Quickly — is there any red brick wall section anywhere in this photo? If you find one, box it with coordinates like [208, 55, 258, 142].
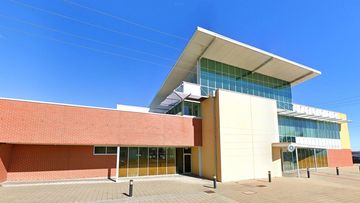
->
[327, 149, 353, 167]
[0, 144, 13, 182]
[0, 99, 202, 146]
[6, 145, 116, 182]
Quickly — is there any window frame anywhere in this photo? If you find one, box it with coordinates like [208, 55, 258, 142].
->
[93, 146, 118, 155]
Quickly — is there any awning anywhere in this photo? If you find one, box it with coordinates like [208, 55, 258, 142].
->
[151, 82, 206, 113]
[278, 109, 349, 123]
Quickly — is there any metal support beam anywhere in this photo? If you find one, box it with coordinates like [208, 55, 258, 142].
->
[251, 57, 273, 73]
[199, 37, 216, 59]
[290, 71, 314, 85]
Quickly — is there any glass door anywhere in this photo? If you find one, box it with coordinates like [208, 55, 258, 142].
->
[183, 148, 191, 174]
[282, 150, 297, 173]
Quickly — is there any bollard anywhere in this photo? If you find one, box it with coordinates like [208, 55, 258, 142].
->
[268, 171, 271, 183]
[307, 168, 310, 178]
[213, 176, 217, 189]
[336, 167, 339, 176]
[129, 180, 133, 197]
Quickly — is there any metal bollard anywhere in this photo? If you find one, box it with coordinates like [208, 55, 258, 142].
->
[268, 171, 271, 183]
[213, 176, 217, 189]
[336, 167, 339, 176]
[307, 168, 310, 178]
[129, 180, 133, 197]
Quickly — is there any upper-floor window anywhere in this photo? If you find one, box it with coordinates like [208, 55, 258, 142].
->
[166, 101, 201, 117]
[199, 58, 293, 110]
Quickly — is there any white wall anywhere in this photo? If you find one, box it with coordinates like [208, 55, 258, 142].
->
[217, 89, 280, 182]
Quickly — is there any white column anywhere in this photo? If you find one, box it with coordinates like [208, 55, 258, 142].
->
[115, 146, 120, 182]
[198, 146, 202, 177]
[295, 147, 300, 178]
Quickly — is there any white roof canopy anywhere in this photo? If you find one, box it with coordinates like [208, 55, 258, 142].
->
[150, 27, 321, 110]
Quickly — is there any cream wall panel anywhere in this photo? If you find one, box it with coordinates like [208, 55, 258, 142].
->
[217, 90, 281, 182]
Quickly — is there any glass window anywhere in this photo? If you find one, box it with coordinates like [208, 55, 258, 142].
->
[167, 148, 176, 174]
[94, 146, 117, 155]
[148, 148, 157, 175]
[128, 147, 139, 176]
[106, 147, 117, 154]
[158, 148, 166, 175]
[199, 58, 293, 110]
[184, 148, 191, 154]
[278, 116, 341, 141]
[94, 146, 106, 154]
[138, 148, 148, 176]
[119, 147, 128, 177]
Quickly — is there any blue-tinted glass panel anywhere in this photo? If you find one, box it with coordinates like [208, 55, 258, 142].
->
[278, 116, 340, 142]
[199, 58, 293, 110]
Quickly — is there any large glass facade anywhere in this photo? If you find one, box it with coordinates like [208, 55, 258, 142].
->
[298, 148, 328, 169]
[199, 58, 293, 110]
[282, 148, 328, 172]
[278, 116, 340, 142]
[118, 147, 177, 177]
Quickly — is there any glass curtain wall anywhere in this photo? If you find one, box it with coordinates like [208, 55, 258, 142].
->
[278, 116, 341, 142]
[282, 148, 328, 172]
[199, 58, 293, 110]
[118, 147, 177, 177]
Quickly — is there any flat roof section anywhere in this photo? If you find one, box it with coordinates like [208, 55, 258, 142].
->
[150, 27, 321, 110]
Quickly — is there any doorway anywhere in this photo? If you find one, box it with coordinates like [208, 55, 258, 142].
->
[176, 148, 192, 174]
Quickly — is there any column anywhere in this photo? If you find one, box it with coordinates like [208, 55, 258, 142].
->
[198, 146, 202, 177]
[295, 147, 300, 178]
[115, 146, 120, 182]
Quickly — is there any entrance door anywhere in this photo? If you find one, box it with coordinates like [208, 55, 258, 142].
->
[281, 149, 297, 174]
[184, 154, 191, 173]
[183, 148, 191, 174]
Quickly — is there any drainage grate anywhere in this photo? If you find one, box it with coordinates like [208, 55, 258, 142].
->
[256, 185, 267, 187]
[204, 190, 215, 194]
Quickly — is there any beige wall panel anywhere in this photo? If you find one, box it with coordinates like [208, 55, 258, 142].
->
[217, 90, 281, 182]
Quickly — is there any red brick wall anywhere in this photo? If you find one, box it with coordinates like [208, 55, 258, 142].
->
[0, 99, 202, 146]
[0, 144, 13, 182]
[327, 149, 353, 167]
[6, 145, 116, 182]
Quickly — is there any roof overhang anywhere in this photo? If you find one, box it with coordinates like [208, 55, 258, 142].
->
[150, 27, 321, 110]
[278, 109, 349, 123]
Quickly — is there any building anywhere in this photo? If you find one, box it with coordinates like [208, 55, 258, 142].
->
[0, 27, 353, 183]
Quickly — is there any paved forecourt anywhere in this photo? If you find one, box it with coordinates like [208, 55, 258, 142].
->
[1, 165, 360, 203]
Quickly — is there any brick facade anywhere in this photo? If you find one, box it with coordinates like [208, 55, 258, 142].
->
[5, 144, 116, 182]
[0, 144, 13, 182]
[327, 149, 353, 167]
[0, 99, 202, 147]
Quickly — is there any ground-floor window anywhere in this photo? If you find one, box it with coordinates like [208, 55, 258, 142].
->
[118, 147, 179, 177]
[93, 146, 117, 155]
[282, 148, 328, 172]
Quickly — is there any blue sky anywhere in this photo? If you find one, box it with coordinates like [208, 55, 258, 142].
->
[1, 0, 360, 150]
